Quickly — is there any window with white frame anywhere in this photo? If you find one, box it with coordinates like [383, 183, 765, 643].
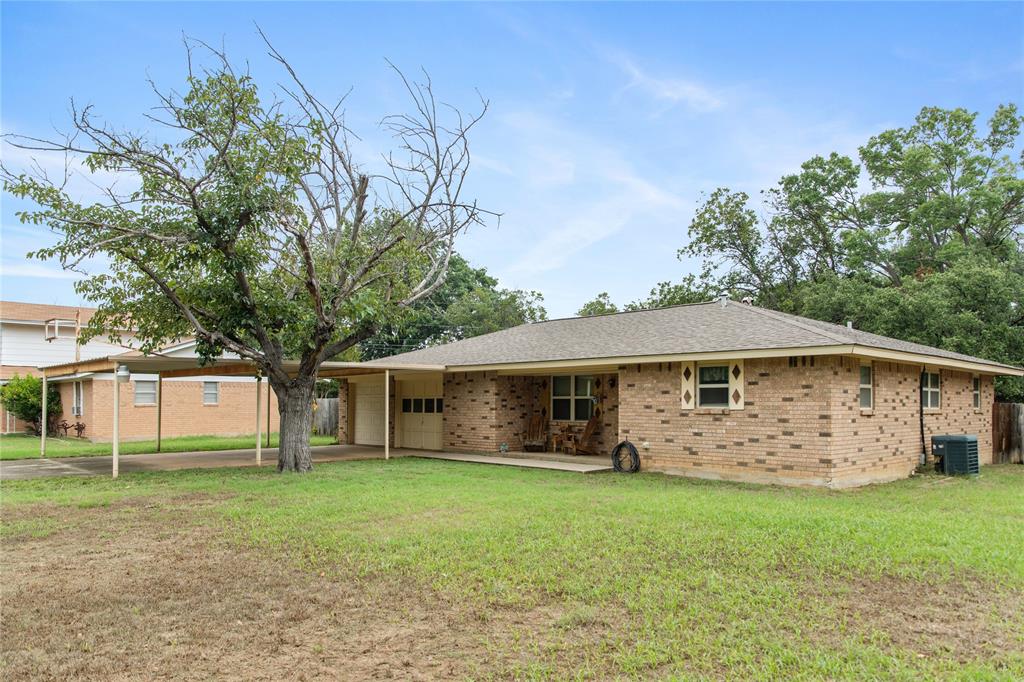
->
[203, 381, 219, 405]
[697, 365, 730, 407]
[859, 364, 873, 409]
[72, 381, 84, 416]
[921, 371, 940, 409]
[973, 376, 981, 409]
[551, 375, 595, 421]
[134, 380, 157, 406]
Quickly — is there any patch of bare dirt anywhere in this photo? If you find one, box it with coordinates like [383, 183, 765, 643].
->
[0, 497, 623, 681]
[822, 573, 1024, 662]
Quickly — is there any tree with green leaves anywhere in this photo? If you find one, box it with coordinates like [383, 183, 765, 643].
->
[359, 253, 545, 358]
[2, 36, 492, 471]
[684, 104, 1024, 398]
[0, 375, 62, 436]
[577, 292, 618, 317]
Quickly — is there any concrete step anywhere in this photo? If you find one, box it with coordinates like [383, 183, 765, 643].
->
[412, 451, 613, 473]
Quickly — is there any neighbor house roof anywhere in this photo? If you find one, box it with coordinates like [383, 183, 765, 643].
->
[365, 300, 1023, 375]
[0, 301, 97, 325]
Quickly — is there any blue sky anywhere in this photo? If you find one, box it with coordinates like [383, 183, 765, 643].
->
[2, 2, 1022, 317]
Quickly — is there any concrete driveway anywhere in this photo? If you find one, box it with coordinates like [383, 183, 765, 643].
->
[0, 444, 393, 481]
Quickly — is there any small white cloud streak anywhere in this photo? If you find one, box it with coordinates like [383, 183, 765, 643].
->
[611, 54, 723, 113]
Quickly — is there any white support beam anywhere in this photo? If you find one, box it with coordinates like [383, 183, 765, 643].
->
[266, 382, 271, 448]
[384, 369, 390, 460]
[155, 374, 163, 452]
[255, 376, 263, 467]
[112, 364, 121, 479]
[40, 375, 48, 458]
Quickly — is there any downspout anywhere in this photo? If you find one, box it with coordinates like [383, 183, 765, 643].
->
[919, 368, 927, 467]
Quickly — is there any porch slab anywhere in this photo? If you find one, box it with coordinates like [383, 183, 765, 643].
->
[412, 451, 613, 473]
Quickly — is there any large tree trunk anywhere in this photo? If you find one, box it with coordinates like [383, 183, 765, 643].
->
[274, 378, 316, 472]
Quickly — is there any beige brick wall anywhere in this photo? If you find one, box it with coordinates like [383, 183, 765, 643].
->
[443, 371, 502, 451]
[69, 378, 279, 442]
[619, 358, 835, 486]
[441, 372, 620, 453]
[828, 359, 993, 486]
[336, 379, 350, 445]
[618, 357, 993, 487]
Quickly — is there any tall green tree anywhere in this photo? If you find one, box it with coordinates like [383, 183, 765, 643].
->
[684, 104, 1024, 398]
[2, 37, 492, 471]
[359, 253, 545, 358]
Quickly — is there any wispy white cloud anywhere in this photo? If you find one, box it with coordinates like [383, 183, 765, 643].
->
[610, 53, 723, 113]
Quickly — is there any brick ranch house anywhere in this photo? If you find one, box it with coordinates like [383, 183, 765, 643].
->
[1, 301, 279, 441]
[337, 299, 1022, 488]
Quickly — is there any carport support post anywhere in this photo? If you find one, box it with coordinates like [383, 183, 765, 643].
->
[112, 364, 120, 479]
[266, 382, 271, 448]
[40, 375, 47, 458]
[255, 375, 262, 467]
[384, 369, 390, 460]
[155, 374, 162, 452]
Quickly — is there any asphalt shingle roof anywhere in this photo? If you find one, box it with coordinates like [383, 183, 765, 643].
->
[366, 300, 1019, 371]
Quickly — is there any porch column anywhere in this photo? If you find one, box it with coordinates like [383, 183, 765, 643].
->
[384, 369, 390, 460]
[112, 365, 121, 479]
[40, 375, 47, 458]
[255, 375, 263, 467]
[155, 374, 163, 452]
[266, 382, 271, 447]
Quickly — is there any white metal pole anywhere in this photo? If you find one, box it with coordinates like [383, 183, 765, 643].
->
[40, 375, 48, 458]
[155, 374, 163, 452]
[255, 375, 263, 467]
[113, 365, 120, 479]
[384, 370, 390, 460]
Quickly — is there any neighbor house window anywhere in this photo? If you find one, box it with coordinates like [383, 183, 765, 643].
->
[859, 364, 873, 409]
[921, 372, 940, 409]
[203, 381, 219, 405]
[72, 381, 84, 416]
[134, 380, 157, 406]
[973, 376, 981, 409]
[551, 375, 595, 421]
[697, 365, 730, 407]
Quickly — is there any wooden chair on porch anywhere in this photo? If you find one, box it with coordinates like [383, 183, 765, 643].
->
[561, 408, 601, 456]
[522, 414, 548, 452]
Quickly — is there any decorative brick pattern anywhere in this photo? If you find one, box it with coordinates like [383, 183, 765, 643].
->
[618, 357, 993, 487]
[619, 358, 835, 485]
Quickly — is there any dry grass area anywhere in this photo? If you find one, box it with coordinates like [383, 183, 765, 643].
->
[2, 461, 1023, 680]
[1, 496, 622, 680]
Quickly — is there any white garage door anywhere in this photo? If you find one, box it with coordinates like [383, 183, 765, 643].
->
[398, 377, 443, 450]
[353, 381, 385, 446]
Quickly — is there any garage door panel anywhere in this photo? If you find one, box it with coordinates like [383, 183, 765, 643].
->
[398, 377, 443, 451]
[354, 382, 385, 446]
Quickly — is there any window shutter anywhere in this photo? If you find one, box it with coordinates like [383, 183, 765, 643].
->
[681, 361, 695, 410]
[728, 360, 744, 410]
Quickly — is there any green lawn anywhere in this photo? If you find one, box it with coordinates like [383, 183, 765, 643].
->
[4, 461, 1023, 679]
[0, 432, 337, 460]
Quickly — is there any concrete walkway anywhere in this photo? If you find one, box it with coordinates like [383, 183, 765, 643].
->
[1, 444, 614, 481]
[0, 444, 393, 481]
[413, 451, 613, 473]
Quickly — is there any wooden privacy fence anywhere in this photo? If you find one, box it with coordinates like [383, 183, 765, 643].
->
[313, 398, 339, 437]
[992, 402, 1024, 464]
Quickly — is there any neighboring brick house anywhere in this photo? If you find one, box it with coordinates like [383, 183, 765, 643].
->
[2, 301, 278, 441]
[339, 299, 1020, 488]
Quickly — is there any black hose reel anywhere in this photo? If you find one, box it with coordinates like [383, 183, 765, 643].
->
[611, 440, 641, 473]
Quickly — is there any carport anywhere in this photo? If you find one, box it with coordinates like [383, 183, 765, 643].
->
[38, 351, 443, 478]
